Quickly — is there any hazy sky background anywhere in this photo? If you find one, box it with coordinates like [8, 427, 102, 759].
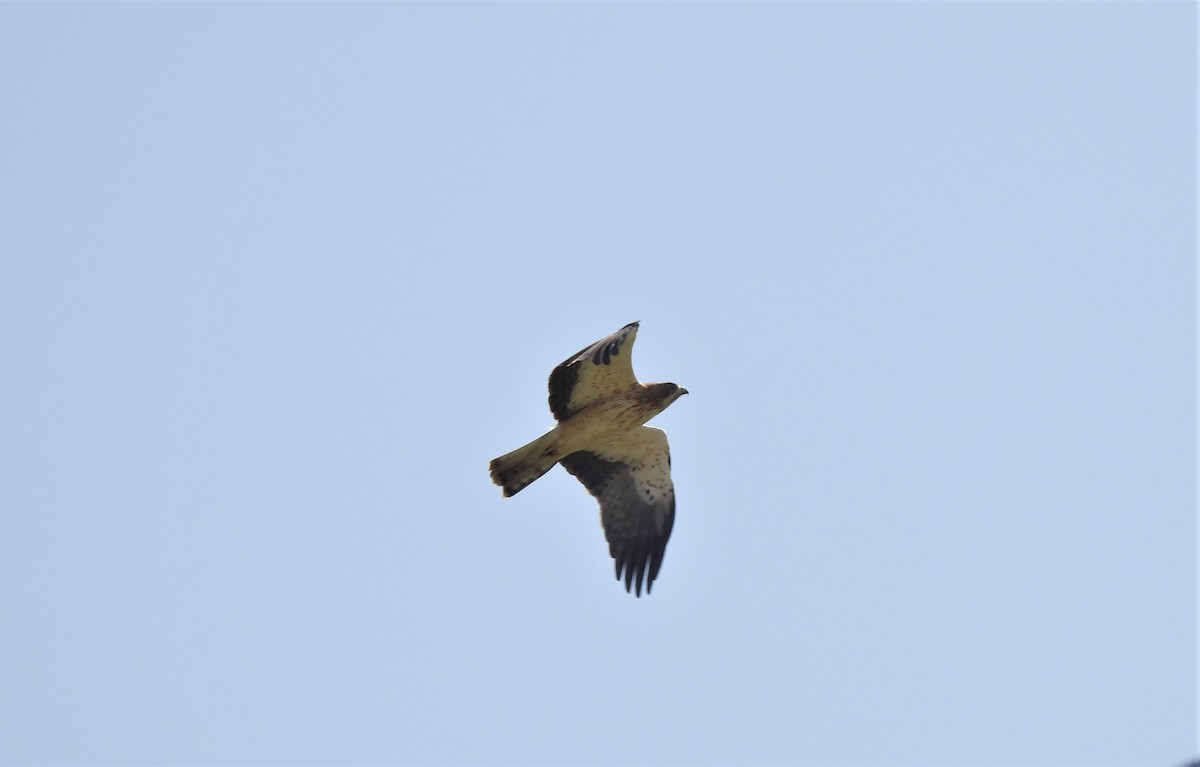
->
[1, 3, 1195, 766]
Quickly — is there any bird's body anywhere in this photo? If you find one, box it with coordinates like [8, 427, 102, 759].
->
[489, 322, 687, 596]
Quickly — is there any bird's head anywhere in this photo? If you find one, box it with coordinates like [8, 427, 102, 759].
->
[647, 381, 688, 406]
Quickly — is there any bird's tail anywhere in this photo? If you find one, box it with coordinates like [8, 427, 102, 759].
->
[489, 430, 561, 497]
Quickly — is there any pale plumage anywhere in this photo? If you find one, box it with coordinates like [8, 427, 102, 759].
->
[489, 322, 687, 596]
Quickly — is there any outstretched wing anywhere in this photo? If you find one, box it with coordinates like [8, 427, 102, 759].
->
[560, 426, 675, 597]
[548, 322, 640, 421]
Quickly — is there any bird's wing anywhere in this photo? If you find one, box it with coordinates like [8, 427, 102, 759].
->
[560, 425, 675, 596]
[548, 322, 640, 421]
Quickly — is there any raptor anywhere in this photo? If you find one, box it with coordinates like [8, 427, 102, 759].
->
[489, 322, 687, 596]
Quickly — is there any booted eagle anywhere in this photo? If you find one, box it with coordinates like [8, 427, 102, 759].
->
[489, 322, 687, 596]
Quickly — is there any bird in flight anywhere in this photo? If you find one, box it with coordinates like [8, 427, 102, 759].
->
[489, 322, 688, 596]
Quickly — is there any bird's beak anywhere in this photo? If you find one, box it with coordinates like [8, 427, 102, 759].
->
[680, 388, 689, 396]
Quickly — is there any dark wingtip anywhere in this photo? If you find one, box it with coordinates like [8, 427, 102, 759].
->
[615, 558, 654, 597]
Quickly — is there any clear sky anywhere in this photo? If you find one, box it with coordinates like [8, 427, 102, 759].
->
[1, 3, 1195, 766]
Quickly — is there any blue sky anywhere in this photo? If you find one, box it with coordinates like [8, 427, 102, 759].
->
[1, 3, 1195, 766]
